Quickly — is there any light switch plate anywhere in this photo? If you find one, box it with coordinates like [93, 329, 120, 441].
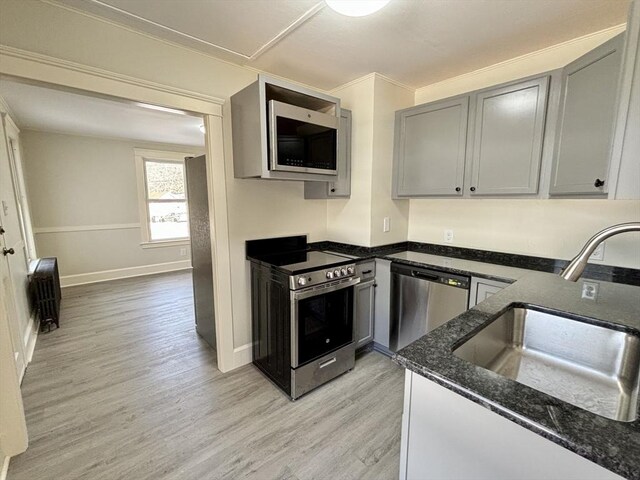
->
[444, 229, 454, 244]
[383, 217, 390, 232]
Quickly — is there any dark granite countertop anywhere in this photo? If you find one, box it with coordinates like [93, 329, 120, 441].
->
[310, 240, 640, 286]
[393, 271, 640, 479]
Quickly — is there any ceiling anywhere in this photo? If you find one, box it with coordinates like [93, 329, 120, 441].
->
[52, 0, 630, 90]
[0, 79, 205, 146]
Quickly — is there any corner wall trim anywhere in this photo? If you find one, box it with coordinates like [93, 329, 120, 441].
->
[60, 260, 191, 287]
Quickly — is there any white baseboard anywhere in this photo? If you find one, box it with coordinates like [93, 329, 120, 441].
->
[232, 342, 253, 369]
[61, 260, 192, 287]
[1, 455, 9, 480]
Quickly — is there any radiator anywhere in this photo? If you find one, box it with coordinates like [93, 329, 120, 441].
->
[30, 257, 61, 331]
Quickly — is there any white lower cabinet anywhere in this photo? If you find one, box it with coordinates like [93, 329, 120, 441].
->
[399, 371, 623, 480]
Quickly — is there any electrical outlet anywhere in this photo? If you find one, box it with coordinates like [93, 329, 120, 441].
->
[179, 248, 187, 256]
[444, 229, 454, 244]
[590, 243, 605, 261]
[581, 281, 599, 300]
[383, 217, 391, 232]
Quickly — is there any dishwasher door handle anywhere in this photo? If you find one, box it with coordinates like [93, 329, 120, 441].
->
[412, 271, 439, 281]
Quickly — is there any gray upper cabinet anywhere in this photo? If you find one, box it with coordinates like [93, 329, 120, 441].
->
[304, 109, 352, 199]
[550, 34, 624, 196]
[393, 96, 469, 197]
[469, 76, 549, 196]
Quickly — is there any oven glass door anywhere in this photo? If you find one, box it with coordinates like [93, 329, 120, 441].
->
[295, 285, 354, 366]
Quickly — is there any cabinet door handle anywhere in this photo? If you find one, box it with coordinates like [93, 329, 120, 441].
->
[594, 178, 605, 188]
[470, 187, 476, 192]
[455, 187, 461, 192]
[330, 188, 336, 193]
[362, 270, 373, 275]
[3, 248, 15, 256]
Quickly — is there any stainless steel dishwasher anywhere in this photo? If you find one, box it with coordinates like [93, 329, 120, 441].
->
[389, 263, 470, 352]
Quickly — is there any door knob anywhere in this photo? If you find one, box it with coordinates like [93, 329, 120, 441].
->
[594, 178, 605, 188]
[3, 248, 15, 256]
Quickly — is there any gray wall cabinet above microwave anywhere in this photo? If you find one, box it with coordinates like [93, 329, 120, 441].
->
[392, 96, 469, 197]
[392, 75, 550, 199]
[231, 74, 341, 182]
[549, 34, 624, 196]
[304, 109, 352, 199]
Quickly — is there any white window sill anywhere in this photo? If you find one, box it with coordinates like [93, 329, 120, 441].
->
[140, 239, 190, 249]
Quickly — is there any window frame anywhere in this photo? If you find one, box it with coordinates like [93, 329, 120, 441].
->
[134, 148, 194, 247]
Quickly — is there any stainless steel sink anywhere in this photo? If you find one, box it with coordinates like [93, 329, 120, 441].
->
[453, 306, 640, 422]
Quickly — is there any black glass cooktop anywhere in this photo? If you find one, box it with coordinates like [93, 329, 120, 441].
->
[256, 250, 352, 274]
[246, 236, 354, 274]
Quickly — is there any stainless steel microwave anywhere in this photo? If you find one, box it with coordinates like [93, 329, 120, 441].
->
[268, 100, 339, 176]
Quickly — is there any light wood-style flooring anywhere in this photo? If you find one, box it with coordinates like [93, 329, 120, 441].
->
[8, 271, 404, 480]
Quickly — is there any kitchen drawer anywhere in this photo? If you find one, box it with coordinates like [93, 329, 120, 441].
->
[356, 261, 376, 281]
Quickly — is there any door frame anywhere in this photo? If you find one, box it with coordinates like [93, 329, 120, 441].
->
[0, 47, 237, 372]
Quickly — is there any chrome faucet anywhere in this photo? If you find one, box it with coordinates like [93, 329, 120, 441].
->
[560, 222, 640, 281]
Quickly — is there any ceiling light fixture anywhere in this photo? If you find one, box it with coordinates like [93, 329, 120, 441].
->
[325, 0, 390, 17]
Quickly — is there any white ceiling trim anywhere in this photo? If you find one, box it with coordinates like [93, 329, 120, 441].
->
[73, 0, 252, 59]
[249, 2, 326, 60]
[51, 0, 327, 62]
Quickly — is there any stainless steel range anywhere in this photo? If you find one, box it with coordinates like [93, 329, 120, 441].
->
[247, 236, 360, 399]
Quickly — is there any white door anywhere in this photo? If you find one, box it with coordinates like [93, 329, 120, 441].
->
[0, 263, 29, 456]
[0, 113, 30, 376]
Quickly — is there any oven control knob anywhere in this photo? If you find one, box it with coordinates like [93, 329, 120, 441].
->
[326, 271, 334, 279]
[347, 266, 355, 275]
[334, 269, 341, 277]
[298, 277, 306, 286]
[341, 267, 347, 276]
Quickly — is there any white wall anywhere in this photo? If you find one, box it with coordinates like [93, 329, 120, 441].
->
[20, 130, 202, 278]
[327, 74, 413, 247]
[370, 75, 413, 246]
[409, 26, 640, 269]
[327, 75, 375, 246]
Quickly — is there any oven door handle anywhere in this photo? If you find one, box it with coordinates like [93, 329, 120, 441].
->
[292, 277, 361, 301]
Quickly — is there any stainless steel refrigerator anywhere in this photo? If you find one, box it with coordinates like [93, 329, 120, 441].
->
[185, 155, 216, 350]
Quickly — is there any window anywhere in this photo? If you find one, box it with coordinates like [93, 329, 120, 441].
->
[134, 149, 193, 245]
